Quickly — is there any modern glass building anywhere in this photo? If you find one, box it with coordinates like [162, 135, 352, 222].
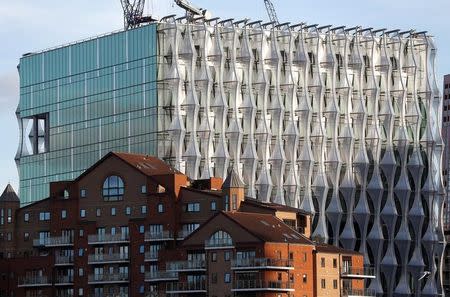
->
[16, 24, 158, 203]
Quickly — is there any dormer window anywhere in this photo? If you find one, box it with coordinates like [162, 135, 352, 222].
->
[102, 176, 124, 201]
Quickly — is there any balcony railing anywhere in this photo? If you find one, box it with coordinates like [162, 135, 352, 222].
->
[166, 281, 207, 294]
[18, 276, 52, 287]
[231, 258, 293, 270]
[176, 230, 194, 240]
[232, 280, 294, 292]
[88, 253, 129, 264]
[88, 273, 129, 284]
[56, 292, 74, 297]
[88, 233, 129, 244]
[145, 271, 178, 282]
[54, 275, 74, 285]
[144, 230, 174, 242]
[341, 267, 376, 279]
[55, 255, 74, 265]
[145, 251, 159, 262]
[204, 238, 234, 249]
[33, 236, 73, 247]
[166, 260, 206, 272]
[341, 288, 376, 297]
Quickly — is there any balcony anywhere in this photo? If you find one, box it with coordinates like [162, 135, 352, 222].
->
[176, 230, 194, 240]
[232, 280, 295, 292]
[144, 230, 174, 242]
[88, 253, 129, 264]
[231, 258, 293, 270]
[88, 273, 129, 285]
[144, 251, 159, 262]
[145, 271, 178, 282]
[55, 255, 74, 266]
[18, 276, 52, 287]
[166, 282, 207, 294]
[88, 233, 129, 245]
[341, 267, 376, 279]
[204, 238, 234, 249]
[54, 276, 74, 286]
[33, 236, 73, 248]
[166, 260, 206, 272]
[341, 289, 376, 297]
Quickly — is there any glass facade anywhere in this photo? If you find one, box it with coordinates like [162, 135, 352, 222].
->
[17, 24, 158, 204]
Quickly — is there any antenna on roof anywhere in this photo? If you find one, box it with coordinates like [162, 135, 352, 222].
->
[120, 0, 157, 30]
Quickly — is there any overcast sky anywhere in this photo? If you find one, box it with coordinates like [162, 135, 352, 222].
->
[0, 0, 449, 194]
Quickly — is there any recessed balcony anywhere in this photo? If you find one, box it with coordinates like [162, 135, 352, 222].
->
[166, 281, 207, 294]
[55, 255, 74, 266]
[231, 258, 293, 270]
[54, 275, 74, 286]
[145, 271, 178, 282]
[204, 238, 234, 249]
[88, 234, 129, 245]
[88, 253, 129, 264]
[88, 273, 129, 284]
[33, 236, 73, 248]
[144, 251, 159, 262]
[341, 288, 376, 297]
[144, 230, 174, 242]
[18, 276, 52, 288]
[231, 280, 295, 292]
[341, 267, 376, 279]
[166, 260, 206, 272]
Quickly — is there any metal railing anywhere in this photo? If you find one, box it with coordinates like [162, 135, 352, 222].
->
[166, 281, 206, 292]
[341, 288, 376, 297]
[88, 273, 129, 283]
[144, 230, 174, 241]
[177, 229, 194, 239]
[54, 275, 74, 284]
[233, 280, 294, 291]
[88, 233, 129, 244]
[88, 253, 129, 263]
[55, 255, 74, 265]
[33, 236, 73, 247]
[145, 251, 159, 261]
[166, 260, 206, 271]
[89, 294, 129, 297]
[18, 276, 51, 287]
[145, 271, 178, 281]
[231, 258, 293, 269]
[341, 266, 375, 278]
[204, 238, 233, 248]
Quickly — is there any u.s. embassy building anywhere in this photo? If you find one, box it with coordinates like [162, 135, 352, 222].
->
[16, 16, 444, 296]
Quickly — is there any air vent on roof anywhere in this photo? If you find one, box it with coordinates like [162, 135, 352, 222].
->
[291, 234, 299, 239]
[260, 220, 270, 226]
[283, 233, 292, 239]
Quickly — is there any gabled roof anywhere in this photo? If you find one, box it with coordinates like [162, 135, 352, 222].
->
[0, 184, 20, 203]
[222, 168, 245, 189]
[223, 212, 313, 245]
[242, 197, 311, 216]
[315, 244, 362, 255]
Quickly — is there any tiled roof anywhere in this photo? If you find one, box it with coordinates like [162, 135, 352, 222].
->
[0, 184, 20, 203]
[224, 212, 313, 245]
[222, 168, 245, 189]
[242, 197, 311, 215]
[315, 244, 362, 255]
[113, 152, 182, 176]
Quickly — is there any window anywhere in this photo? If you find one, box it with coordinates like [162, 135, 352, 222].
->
[96, 208, 101, 217]
[224, 251, 230, 261]
[24, 232, 30, 241]
[125, 206, 131, 215]
[79, 229, 84, 237]
[79, 268, 84, 276]
[24, 213, 29, 222]
[333, 279, 338, 289]
[78, 248, 84, 257]
[0, 209, 3, 225]
[79, 288, 84, 296]
[39, 212, 50, 221]
[139, 225, 145, 234]
[111, 208, 116, 216]
[80, 189, 87, 198]
[224, 273, 231, 283]
[80, 209, 86, 218]
[232, 194, 237, 210]
[139, 245, 145, 254]
[321, 279, 326, 289]
[211, 273, 218, 284]
[333, 258, 337, 268]
[186, 203, 200, 212]
[141, 185, 147, 194]
[102, 175, 125, 201]
[7, 209, 12, 223]
[61, 210, 67, 219]
[157, 204, 164, 213]
[6, 233, 11, 241]
[225, 195, 229, 211]
[139, 285, 145, 294]
[63, 190, 70, 199]
[303, 274, 307, 283]
[141, 205, 147, 214]
[321, 257, 325, 267]
[140, 265, 145, 274]
[210, 201, 217, 211]
[211, 252, 217, 262]
[208, 230, 233, 247]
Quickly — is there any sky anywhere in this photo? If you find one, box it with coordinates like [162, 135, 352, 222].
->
[0, 0, 449, 194]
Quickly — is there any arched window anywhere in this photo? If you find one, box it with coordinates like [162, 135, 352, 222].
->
[207, 230, 233, 247]
[102, 176, 124, 201]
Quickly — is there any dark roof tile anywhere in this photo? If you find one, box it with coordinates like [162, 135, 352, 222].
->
[0, 184, 20, 203]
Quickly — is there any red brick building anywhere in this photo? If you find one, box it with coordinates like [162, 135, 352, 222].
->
[0, 152, 374, 297]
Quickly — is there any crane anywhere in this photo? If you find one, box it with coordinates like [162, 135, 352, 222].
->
[264, 0, 279, 24]
[120, 0, 155, 30]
